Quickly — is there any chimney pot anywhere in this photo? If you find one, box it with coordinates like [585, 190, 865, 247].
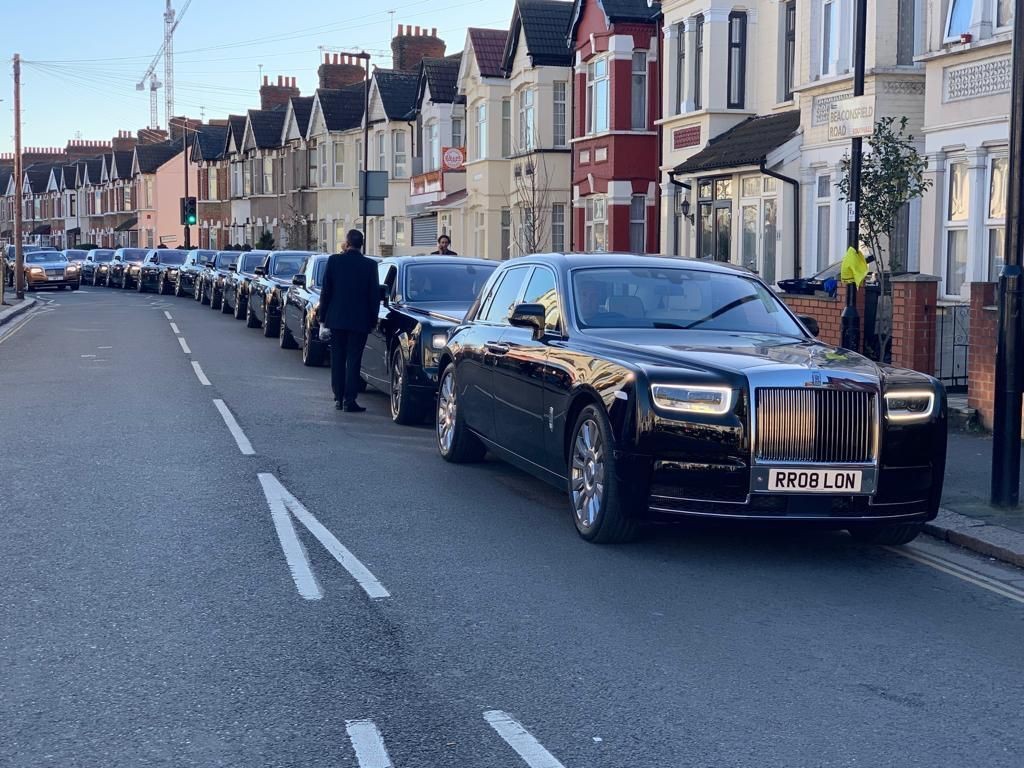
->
[263, 75, 268, 85]
[431, 27, 437, 36]
[398, 23, 404, 35]
[415, 25, 421, 35]
[324, 52, 330, 63]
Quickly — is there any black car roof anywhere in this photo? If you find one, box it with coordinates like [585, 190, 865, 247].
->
[506, 252, 753, 276]
[382, 255, 495, 268]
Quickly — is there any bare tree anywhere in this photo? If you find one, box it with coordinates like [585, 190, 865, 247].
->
[506, 139, 556, 257]
[282, 206, 313, 251]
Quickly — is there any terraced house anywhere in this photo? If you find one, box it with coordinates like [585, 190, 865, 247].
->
[191, 122, 230, 250]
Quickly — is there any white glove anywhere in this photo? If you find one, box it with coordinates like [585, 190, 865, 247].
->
[318, 324, 332, 341]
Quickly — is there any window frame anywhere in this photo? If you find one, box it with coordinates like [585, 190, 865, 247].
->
[629, 194, 647, 253]
[584, 196, 608, 252]
[994, 0, 1014, 31]
[943, 158, 971, 297]
[727, 12, 747, 109]
[815, 172, 833, 272]
[821, 0, 837, 76]
[551, 203, 565, 253]
[986, 154, 1008, 281]
[518, 87, 536, 152]
[475, 102, 488, 161]
[425, 120, 440, 172]
[944, 0, 974, 42]
[392, 129, 408, 178]
[333, 139, 345, 185]
[631, 51, 648, 130]
[553, 82, 567, 147]
[521, 264, 563, 335]
[451, 116, 464, 150]
[693, 15, 704, 110]
[783, 1, 797, 101]
[586, 56, 611, 135]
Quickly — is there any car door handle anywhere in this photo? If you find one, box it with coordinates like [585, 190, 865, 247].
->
[485, 343, 509, 355]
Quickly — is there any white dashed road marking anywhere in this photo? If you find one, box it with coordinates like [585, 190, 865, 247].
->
[170, 322, 180, 334]
[257, 473, 390, 600]
[345, 720, 394, 768]
[484, 711, 567, 768]
[164, 311, 173, 320]
[177, 337, 191, 354]
[213, 399, 254, 455]
[191, 361, 211, 386]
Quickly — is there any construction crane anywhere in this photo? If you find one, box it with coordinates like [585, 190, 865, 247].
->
[135, 0, 193, 129]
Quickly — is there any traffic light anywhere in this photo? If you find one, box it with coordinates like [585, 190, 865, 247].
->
[180, 196, 197, 226]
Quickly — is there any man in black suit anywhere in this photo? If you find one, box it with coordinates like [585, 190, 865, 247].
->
[318, 230, 379, 412]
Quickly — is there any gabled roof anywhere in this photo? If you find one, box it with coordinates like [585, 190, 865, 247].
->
[503, 0, 575, 72]
[192, 124, 228, 162]
[82, 156, 103, 185]
[111, 150, 134, 180]
[291, 96, 315, 137]
[674, 111, 802, 174]
[100, 154, 113, 183]
[372, 69, 421, 121]
[60, 164, 79, 190]
[24, 164, 54, 194]
[568, 0, 660, 42]
[0, 168, 12, 197]
[134, 141, 181, 174]
[316, 85, 366, 133]
[467, 28, 509, 79]
[246, 108, 286, 149]
[226, 114, 248, 154]
[419, 55, 463, 107]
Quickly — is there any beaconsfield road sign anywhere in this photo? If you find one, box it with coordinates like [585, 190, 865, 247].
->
[828, 95, 875, 141]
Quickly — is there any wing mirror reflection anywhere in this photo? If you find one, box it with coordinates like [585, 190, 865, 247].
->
[798, 315, 820, 338]
[254, 266, 266, 276]
[510, 303, 547, 340]
[292, 274, 306, 287]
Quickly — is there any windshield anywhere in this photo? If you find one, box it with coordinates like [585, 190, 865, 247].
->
[405, 263, 496, 303]
[65, 250, 87, 260]
[215, 252, 239, 269]
[240, 253, 264, 274]
[572, 267, 805, 336]
[26, 252, 66, 264]
[158, 251, 186, 266]
[271, 255, 305, 278]
[92, 250, 115, 262]
[123, 249, 148, 263]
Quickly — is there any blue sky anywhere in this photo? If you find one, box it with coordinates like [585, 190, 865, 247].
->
[1, 0, 515, 153]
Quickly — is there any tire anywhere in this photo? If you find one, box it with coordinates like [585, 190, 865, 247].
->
[234, 294, 247, 320]
[390, 346, 424, 425]
[567, 404, 638, 544]
[157, 278, 165, 295]
[301, 322, 325, 366]
[435, 363, 486, 463]
[136, 276, 145, 293]
[279, 312, 298, 349]
[174, 278, 182, 297]
[262, 304, 279, 337]
[211, 287, 222, 311]
[245, 299, 261, 329]
[71, 281, 80, 291]
[848, 523, 924, 546]
[200, 282, 210, 305]
[220, 291, 233, 314]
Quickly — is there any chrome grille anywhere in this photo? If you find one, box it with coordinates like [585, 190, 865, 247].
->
[46, 269, 63, 277]
[755, 388, 877, 464]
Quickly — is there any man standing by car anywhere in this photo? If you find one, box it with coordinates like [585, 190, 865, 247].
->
[430, 235, 458, 256]
[319, 229, 379, 412]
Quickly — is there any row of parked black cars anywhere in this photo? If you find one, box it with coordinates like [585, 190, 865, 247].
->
[81, 244, 946, 547]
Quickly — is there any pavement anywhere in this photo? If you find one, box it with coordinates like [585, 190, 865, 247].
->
[0, 294, 36, 328]
[2, 287, 1023, 767]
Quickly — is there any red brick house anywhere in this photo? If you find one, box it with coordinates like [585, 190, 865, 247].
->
[568, 0, 661, 253]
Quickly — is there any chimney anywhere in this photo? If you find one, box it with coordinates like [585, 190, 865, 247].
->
[260, 74, 300, 111]
[138, 128, 169, 145]
[318, 53, 367, 89]
[391, 23, 446, 71]
[111, 129, 138, 153]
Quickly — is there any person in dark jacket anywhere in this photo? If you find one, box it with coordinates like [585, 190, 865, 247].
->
[318, 230, 379, 412]
[430, 235, 457, 255]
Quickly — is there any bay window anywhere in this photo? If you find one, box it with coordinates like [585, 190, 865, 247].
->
[783, 1, 796, 100]
[586, 58, 609, 134]
[393, 130, 408, 178]
[518, 88, 535, 151]
[988, 156, 1008, 280]
[501, 99, 511, 157]
[319, 144, 328, 186]
[475, 103, 488, 161]
[551, 204, 565, 252]
[675, 23, 686, 114]
[629, 194, 646, 252]
[334, 139, 345, 184]
[425, 121, 440, 171]
[694, 15, 704, 110]
[944, 161, 970, 296]
[727, 13, 747, 109]
[208, 167, 218, 201]
[553, 82, 566, 147]
[263, 156, 274, 195]
[632, 52, 647, 130]
[821, 0, 836, 75]
[451, 117, 464, 150]
[584, 196, 607, 252]
[376, 131, 386, 173]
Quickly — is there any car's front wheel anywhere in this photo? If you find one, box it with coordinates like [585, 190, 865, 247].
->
[436, 364, 485, 463]
[234, 294, 246, 320]
[568, 404, 638, 544]
[848, 523, 924, 546]
[220, 290, 233, 314]
[262, 304, 279, 337]
[245, 299, 261, 328]
[279, 313, 298, 349]
[302, 321, 325, 366]
[199, 282, 210, 305]
[390, 347, 423, 425]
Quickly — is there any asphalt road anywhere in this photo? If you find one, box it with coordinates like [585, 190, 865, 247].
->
[2, 286, 1023, 768]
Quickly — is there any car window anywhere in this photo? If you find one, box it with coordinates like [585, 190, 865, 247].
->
[272, 255, 305, 277]
[522, 267, 562, 334]
[239, 253, 263, 274]
[215, 252, 239, 268]
[572, 267, 805, 336]
[158, 251, 186, 266]
[404, 263, 495, 303]
[479, 267, 530, 324]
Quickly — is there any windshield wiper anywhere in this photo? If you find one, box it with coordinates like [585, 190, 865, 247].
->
[652, 321, 686, 329]
[683, 294, 759, 330]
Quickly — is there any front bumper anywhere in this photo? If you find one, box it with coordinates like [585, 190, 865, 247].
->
[26, 273, 80, 288]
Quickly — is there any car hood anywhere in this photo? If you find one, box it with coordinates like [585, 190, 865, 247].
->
[25, 260, 71, 269]
[580, 329, 883, 382]
[404, 301, 471, 324]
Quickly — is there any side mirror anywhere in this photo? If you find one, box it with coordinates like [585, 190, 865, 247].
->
[509, 303, 547, 339]
[254, 266, 266, 276]
[292, 274, 307, 287]
[151, 256, 159, 265]
[228, 264, 237, 272]
[206, 261, 215, 268]
[798, 315, 820, 338]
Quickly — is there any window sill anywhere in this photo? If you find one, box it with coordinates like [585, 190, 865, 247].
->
[916, 33, 1012, 62]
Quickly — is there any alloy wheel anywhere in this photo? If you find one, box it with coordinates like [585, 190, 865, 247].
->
[570, 418, 605, 530]
[436, 370, 456, 454]
[390, 354, 403, 418]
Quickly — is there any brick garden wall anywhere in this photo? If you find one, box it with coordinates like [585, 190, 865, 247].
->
[968, 282, 998, 429]
[781, 292, 864, 349]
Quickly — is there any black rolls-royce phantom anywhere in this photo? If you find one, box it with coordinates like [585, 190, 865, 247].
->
[364, 256, 496, 424]
[435, 254, 946, 545]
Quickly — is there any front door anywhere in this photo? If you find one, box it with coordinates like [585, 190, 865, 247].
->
[491, 266, 561, 468]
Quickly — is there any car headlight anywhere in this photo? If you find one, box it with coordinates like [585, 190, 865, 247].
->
[99, 265, 108, 271]
[29, 267, 44, 274]
[884, 390, 935, 423]
[67, 265, 79, 273]
[431, 333, 447, 350]
[650, 384, 733, 415]
[130, 265, 141, 273]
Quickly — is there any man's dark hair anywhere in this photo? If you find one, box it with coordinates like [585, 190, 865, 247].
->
[346, 229, 365, 251]
[157, 243, 167, 249]
[437, 235, 450, 244]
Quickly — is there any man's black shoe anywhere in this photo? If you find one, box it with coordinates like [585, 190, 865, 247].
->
[343, 402, 366, 413]
[335, 400, 344, 410]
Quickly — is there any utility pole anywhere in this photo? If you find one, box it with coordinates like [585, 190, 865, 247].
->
[362, 52, 370, 251]
[990, 0, 1024, 507]
[840, 0, 867, 351]
[13, 53, 24, 300]
[180, 120, 192, 249]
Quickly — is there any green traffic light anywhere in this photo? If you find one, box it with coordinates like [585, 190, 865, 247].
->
[187, 215, 197, 225]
